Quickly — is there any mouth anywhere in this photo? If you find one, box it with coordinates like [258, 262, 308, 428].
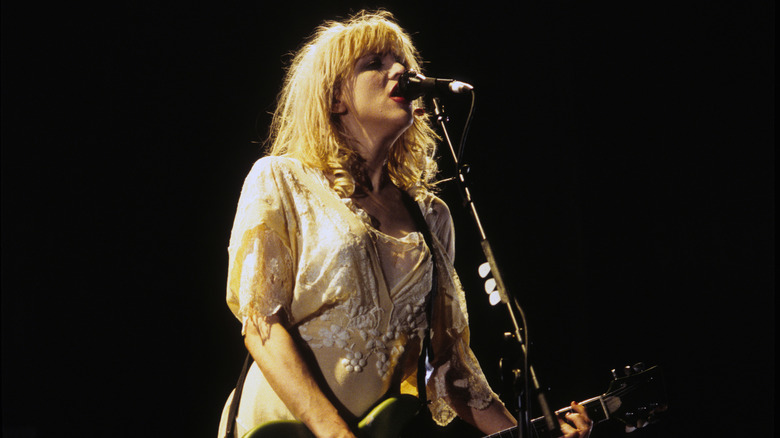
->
[389, 83, 410, 104]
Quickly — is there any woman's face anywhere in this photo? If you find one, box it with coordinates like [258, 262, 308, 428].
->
[336, 52, 414, 150]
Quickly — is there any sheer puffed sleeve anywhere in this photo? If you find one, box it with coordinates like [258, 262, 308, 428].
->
[226, 158, 297, 333]
[422, 195, 503, 426]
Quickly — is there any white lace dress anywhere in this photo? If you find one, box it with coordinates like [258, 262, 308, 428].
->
[217, 157, 500, 437]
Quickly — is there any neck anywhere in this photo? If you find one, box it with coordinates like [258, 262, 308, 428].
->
[484, 395, 610, 438]
[352, 140, 396, 195]
[340, 117, 403, 195]
[363, 161, 388, 195]
[352, 162, 390, 196]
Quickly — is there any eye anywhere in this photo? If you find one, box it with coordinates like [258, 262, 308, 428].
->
[363, 55, 383, 70]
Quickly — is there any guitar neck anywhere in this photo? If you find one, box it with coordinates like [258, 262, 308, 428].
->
[484, 395, 609, 438]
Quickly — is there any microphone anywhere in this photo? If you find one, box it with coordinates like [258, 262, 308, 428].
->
[397, 70, 474, 100]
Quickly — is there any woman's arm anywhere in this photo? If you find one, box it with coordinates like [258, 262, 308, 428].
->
[449, 397, 592, 438]
[448, 397, 517, 434]
[243, 312, 356, 438]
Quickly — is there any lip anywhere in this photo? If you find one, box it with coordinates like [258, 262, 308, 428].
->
[389, 83, 410, 104]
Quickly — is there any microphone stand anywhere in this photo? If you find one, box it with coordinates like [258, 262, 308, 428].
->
[430, 96, 563, 438]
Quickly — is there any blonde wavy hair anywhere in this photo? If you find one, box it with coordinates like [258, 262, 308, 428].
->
[266, 10, 440, 198]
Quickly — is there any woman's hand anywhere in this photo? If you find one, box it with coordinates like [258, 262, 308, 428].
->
[558, 401, 593, 438]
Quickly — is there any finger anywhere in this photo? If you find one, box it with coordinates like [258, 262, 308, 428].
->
[569, 401, 593, 427]
[561, 403, 593, 438]
[557, 418, 577, 438]
[570, 401, 590, 419]
[565, 412, 590, 431]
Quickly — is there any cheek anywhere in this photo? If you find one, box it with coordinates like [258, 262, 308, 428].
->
[353, 83, 385, 112]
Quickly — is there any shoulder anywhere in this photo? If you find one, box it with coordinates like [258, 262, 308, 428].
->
[242, 156, 313, 191]
[417, 191, 452, 223]
[235, 156, 307, 207]
[415, 191, 455, 256]
[247, 155, 305, 178]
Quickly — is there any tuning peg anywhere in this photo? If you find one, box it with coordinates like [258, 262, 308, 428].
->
[632, 362, 646, 373]
[612, 365, 638, 378]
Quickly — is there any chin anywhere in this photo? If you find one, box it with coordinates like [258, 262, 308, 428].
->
[395, 117, 414, 136]
[399, 110, 414, 128]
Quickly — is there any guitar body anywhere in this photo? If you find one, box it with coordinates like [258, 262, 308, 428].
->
[242, 395, 421, 438]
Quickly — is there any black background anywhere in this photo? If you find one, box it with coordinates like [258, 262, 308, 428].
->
[1, 1, 773, 437]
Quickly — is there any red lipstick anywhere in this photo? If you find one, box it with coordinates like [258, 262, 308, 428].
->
[390, 83, 410, 104]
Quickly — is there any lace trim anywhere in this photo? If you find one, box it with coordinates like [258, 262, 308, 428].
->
[234, 227, 294, 335]
[426, 338, 501, 426]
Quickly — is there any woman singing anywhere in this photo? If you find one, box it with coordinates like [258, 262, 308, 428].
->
[218, 10, 592, 438]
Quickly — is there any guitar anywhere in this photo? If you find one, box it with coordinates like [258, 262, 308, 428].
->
[242, 364, 667, 438]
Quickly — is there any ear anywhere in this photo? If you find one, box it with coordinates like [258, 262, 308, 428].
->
[332, 83, 348, 115]
[332, 97, 347, 115]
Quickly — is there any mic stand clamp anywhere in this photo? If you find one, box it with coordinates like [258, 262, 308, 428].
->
[430, 97, 563, 438]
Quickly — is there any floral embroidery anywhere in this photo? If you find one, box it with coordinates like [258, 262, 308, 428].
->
[318, 324, 350, 348]
[342, 351, 367, 373]
[298, 284, 429, 378]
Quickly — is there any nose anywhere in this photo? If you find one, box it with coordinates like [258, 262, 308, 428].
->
[389, 61, 406, 80]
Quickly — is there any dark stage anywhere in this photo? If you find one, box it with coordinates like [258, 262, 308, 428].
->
[1, 2, 773, 437]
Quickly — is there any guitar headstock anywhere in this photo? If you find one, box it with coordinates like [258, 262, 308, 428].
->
[602, 363, 668, 432]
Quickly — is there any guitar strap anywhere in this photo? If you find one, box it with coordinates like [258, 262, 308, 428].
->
[225, 351, 251, 438]
[224, 191, 439, 438]
[400, 191, 438, 413]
